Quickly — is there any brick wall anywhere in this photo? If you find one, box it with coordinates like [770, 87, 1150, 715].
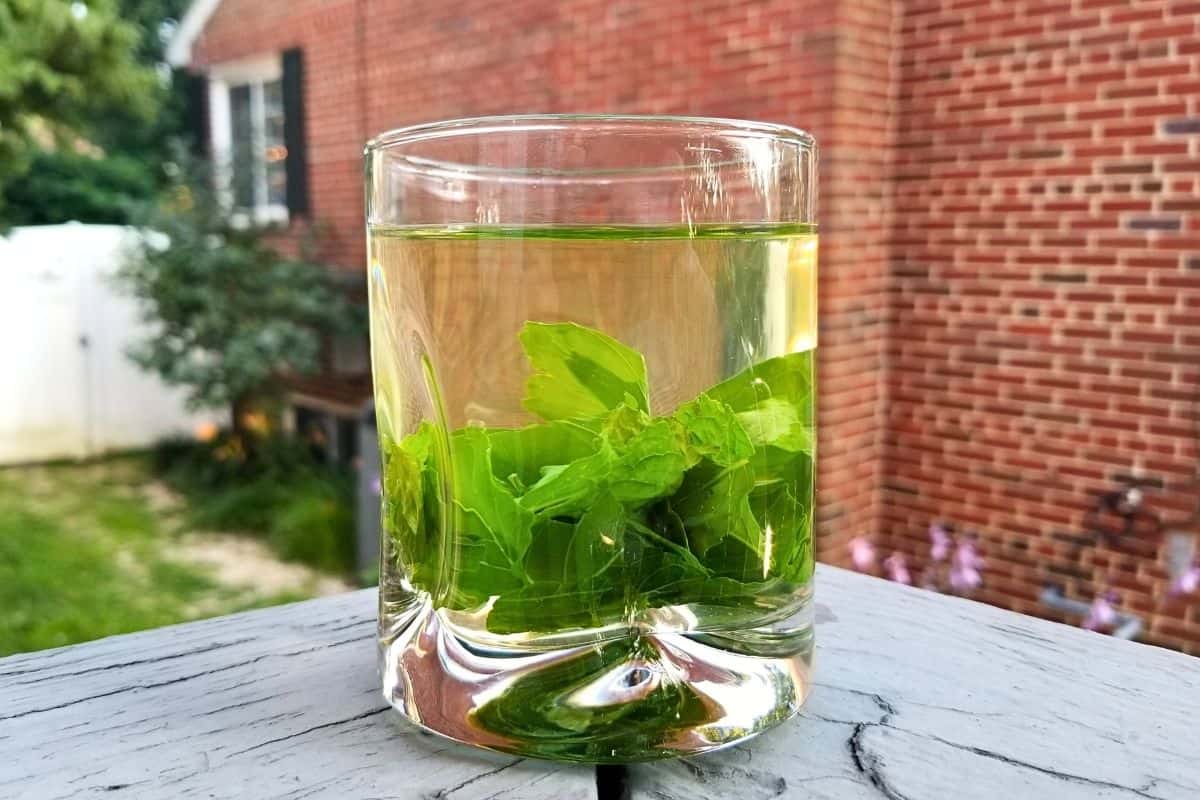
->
[886, 0, 1200, 653]
[191, 0, 1200, 650]
[192, 0, 896, 560]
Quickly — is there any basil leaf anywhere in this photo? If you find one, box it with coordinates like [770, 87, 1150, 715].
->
[520, 322, 649, 421]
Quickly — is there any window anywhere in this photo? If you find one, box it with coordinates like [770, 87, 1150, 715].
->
[207, 56, 288, 225]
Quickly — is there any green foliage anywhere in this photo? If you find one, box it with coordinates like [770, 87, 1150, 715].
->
[1, 148, 155, 225]
[0, 0, 160, 216]
[382, 322, 815, 634]
[156, 432, 357, 575]
[120, 154, 360, 414]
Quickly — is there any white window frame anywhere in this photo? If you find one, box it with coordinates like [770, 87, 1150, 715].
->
[206, 54, 288, 227]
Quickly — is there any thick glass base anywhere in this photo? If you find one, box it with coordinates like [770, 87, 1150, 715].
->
[379, 597, 813, 763]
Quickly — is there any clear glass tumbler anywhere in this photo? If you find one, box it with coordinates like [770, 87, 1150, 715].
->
[366, 115, 817, 762]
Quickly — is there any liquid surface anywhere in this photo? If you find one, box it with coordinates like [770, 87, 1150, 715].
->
[370, 224, 817, 761]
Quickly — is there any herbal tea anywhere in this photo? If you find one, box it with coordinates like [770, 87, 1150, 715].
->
[371, 224, 817, 761]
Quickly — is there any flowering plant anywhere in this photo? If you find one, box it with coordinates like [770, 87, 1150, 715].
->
[848, 522, 985, 596]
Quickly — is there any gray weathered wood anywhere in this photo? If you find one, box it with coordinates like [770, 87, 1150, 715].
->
[0, 591, 593, 800]
[2, 566, 1198, 799]
[628, 568, 1200, 800]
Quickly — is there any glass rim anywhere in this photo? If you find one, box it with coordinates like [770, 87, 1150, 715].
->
[364, 114, 816, 182]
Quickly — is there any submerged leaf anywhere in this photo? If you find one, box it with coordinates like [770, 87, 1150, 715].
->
[520, 322, 649, 421]
[672, 393, 754, 466]
[448, 427, 535, 603]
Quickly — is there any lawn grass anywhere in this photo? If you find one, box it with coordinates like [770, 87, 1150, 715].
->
[0, 457, 308, 657]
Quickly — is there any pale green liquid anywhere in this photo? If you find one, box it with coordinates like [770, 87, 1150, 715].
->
[370, 225, 817, 762]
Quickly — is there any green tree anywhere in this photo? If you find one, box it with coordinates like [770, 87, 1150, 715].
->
[120, 153, 360, 442]
[0, 0, 160, 217]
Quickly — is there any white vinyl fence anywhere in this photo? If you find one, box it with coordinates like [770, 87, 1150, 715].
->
[0, 224, 219, 465]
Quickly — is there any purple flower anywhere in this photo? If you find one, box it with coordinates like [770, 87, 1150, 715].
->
[1083, 590, 1119, 631]
[948, 538, 984, 592]
[884, 552, 912, 585]
[929, 523, 951, 562]
[849, 537, 876, 572]
[1169, 563, 1200, 596]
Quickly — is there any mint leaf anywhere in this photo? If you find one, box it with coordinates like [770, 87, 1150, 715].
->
[666, 460, 761, 559]
[519, 444, 614, 517]
[567, 492, 627, 598]
[520, 322, 649, 421]
[672, 393, 754, 466]
[600, 399, 651, 445]
[705, 351, 813, 415]
[488, 500, 627, 634]
[737, 397, 814, 455]
[607, 418, 690, 504]
[523, 519, 576, 584]
[381, 324, 815, 633]
[752, 476, 813, 583]
[448, 427, 534, 604]
[381, 422, 443, 588]
[487, 421, 598, 489]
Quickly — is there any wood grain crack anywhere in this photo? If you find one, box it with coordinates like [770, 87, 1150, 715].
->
[914, 731, 1168, 800]
[0, 635, 372, 721]
[11, 638, 258, 685]
[848, 723, 913, 800]
[426, 758, 521, 798]
[845, 693, 1167, 800]
[226, 706, 388, 757]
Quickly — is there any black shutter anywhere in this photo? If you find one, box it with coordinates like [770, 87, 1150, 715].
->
[282, 48, 310, 217]
[182, 71, 209, 158]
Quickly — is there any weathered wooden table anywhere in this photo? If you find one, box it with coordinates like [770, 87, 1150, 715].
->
[3, 566, 1198, 799]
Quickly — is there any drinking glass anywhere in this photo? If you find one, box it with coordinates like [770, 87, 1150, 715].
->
[366, 115, 817, 762]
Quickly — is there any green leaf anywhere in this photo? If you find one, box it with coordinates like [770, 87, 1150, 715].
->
[672, 394, 754, 466]
[751, 478, 814, 583]
[379, 324, 816, 632]
[667, 460, 762, 558]
[381, 422, 443, 588]
[520, 322, 649, 421]
[488, 501, 627, 634]
[487, 421, 599, 490]
[607, 419, 691, 505]
[600, 400, 651, 445]
[447, 427, 534, 604]
[737, 397, 814, 455]
[522, 519, 577, 584]
[566, 493, 628, 598]
[519, 445, 615, 517]
[704, 351, 813, 415]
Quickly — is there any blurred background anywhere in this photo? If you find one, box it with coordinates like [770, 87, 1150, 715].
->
[1, 0, 1197, 657]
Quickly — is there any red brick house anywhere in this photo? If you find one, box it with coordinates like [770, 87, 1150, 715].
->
[169, 0, 1200, 652]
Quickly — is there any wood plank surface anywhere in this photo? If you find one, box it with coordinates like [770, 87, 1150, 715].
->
[628, 568, 1200, 800]
[0, 591, 592, 800]
[2, 566, 1198, 799]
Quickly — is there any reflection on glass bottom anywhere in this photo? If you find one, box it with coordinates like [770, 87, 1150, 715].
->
[379, 595, 813, 763]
